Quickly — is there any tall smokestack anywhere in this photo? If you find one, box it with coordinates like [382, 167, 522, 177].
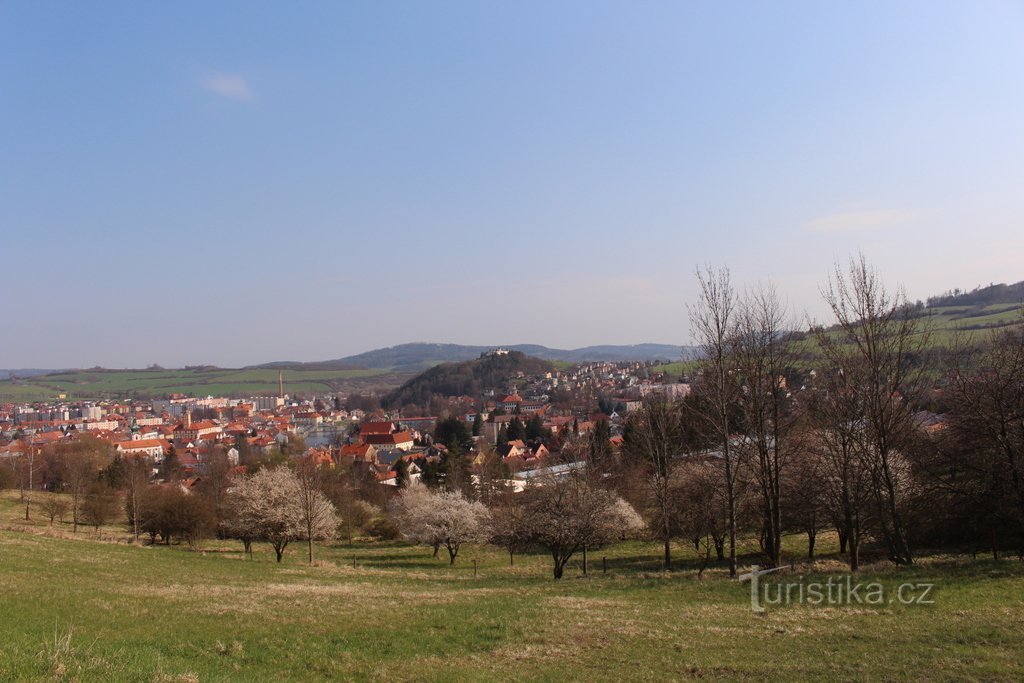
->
[279, 370, 284, 399]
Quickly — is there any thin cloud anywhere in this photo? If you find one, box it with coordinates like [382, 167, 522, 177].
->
[200, 72, 253, 101]
[804, 207, 920, 234]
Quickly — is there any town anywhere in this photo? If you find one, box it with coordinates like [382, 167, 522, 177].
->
[0, 353, 689, 496]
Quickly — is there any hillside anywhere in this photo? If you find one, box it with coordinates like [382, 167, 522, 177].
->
[383, 351, 555, 408]
[310, 342, 688, 370]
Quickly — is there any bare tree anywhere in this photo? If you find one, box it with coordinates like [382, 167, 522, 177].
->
[942, 325, 1024, 556]
[782, 445, 825, 559]
[39, 496, 70, 527]
[805, 372, 874, 572]
[732, 284, 799, 568]
[123, 457, 150, 541]
[294, 456, 340, 564]
[622, 399, 686, 569]
[489, 490, 530, 566]
[688, 265, 742, 576]
[673, 457, 730, 576]
[50, 437, 112, 533]
[81, 482, 120, 534]
[15, 444, 42, 521]
[818, 254, 929, 565]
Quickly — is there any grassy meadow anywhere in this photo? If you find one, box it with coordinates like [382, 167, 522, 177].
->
[1, 491, 1022, 681]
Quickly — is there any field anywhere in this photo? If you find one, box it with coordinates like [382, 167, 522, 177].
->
[1, 491, 1023, 681]
[0, 367, 414, 402]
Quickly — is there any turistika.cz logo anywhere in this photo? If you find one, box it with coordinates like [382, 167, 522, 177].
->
[739, 565, 935, 613]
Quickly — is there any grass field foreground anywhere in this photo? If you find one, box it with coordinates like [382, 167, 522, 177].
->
[1, 492, 1023, 681]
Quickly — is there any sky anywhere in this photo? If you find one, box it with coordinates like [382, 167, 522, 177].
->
[2, 1, 1023, 368]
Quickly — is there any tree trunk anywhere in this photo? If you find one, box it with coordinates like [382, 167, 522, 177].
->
[664, 539, 671, 570]
[308, 537, 314, 565]
[807, 529, 816, 559]
[582, 545, 588, 575]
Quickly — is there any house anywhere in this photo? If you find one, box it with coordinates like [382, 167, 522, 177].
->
[362, 430, 415, 452]
[359, 421, 396, 437]
[339, 442, 378, 463]
[499, 393, 523, 412]
[116, 438, 169, 459]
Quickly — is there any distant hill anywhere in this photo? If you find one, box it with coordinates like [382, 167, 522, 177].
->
[0, 368, 65, 380]
[383, 351, 555, 408]
[283, 342, 690, 371]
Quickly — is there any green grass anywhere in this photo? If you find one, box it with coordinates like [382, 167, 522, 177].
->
[648, 361, 698, 378]
[0, 367, 405, 401]
[1, 491, 1023, 681]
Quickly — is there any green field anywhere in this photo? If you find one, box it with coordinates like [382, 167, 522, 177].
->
[1, 491, 1022, 681]
[0, 367, 409, 402]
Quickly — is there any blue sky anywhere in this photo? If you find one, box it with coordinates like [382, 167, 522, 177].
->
[2, 1, 1023, 367]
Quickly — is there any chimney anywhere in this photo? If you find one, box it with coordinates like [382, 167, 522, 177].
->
[184, 410, 192, 429]
[279, 371, 284, 399]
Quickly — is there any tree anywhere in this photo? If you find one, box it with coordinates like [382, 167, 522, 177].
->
[805, 374, 874, 572]
[161, 445, 183, 483]
[622, 399, 686, 569]
[81, 482, 120, 533]
[294, 456, 340, 564]
[731, 284, 799, 568]
[195, 447, 233, 537]
[39, 496, 70, 527]
[14, 445, 43, 521]
[435, 416, 472, 452]
[588, 419, 613, 471]
[506, 417, 525, 442]
[523, 472, 643, 579]
[51, 436, 112, 533]
[525, 414, 549, 442]
[688, 265, 742, 576]
[123, 457, 150, 541]
[472, 412, 483, 437]
[489, 490, 530, 566]
[818, 254, 928, 565]
[137, 485, 214, 548]
[226, 468, 328, 562]
[783, 447, 825, 559]
[672, 457, 730, 576]
[393, 458, 410, 489]
[392, 485, 490, 564]
[939, 325, 1024, 556]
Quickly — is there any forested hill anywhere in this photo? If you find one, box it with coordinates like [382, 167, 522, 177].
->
[383, 351, 555, 408]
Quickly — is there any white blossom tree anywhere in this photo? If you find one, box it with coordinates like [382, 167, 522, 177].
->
[393, 485, 490, 564]
[227, 467, 337, 563]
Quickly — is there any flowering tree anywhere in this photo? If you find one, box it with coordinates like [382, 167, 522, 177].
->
[227, 467, 337, 562]
[524, 473, 644, 579]
[393, 485, 490, 564]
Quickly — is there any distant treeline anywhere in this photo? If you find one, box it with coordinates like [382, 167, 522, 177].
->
[927, 280, 1024, 307]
